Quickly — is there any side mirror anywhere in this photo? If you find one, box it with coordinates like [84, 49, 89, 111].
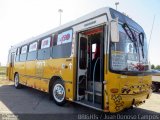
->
[111, 18, 119, 42]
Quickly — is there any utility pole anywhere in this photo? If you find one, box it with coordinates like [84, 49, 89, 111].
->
[58, 9, 63, 26]
[148, 15, 156, 63]
[115, 2, 119, 10]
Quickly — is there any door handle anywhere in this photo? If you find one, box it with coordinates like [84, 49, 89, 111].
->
[62, 64, 68, 69]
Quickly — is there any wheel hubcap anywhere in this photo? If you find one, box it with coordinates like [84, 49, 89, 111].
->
[53, 84, 65, 102]
[14, 75, 18, 87]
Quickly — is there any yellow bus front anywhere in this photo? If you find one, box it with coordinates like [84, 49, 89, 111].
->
[104, 8, 152, 112]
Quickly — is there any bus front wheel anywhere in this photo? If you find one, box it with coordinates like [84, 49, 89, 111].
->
[14, 74, 22, 89]
[52, 80, 66, 106]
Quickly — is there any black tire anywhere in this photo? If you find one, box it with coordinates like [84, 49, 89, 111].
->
[51, 80, 66, 106]
[14, 73, 22, 89]
[152, 83, 159, 92]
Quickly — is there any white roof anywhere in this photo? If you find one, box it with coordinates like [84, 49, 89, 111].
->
[11, 7, 111, 49]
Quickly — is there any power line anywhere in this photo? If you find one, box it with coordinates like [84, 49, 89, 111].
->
[148, 15, 156, 62]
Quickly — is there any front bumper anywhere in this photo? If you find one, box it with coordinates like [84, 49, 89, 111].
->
[109, 91, 152, 113]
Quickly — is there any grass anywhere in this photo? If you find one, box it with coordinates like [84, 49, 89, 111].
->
[0, 66, 7, 80]
[0, 67, 13, 85]
[0, 66, 7, 74]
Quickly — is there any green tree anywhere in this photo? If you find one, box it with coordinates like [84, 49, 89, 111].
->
[155, 65, 160, 70]
[151, 64, 155, 69]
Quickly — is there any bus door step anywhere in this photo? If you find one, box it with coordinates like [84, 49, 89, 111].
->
[85, 90, 102, 104]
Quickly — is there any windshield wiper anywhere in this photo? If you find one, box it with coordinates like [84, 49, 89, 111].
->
[139, 32, 144, 58]
[122, 23, 138, 53]
[122, 23, 146, 71]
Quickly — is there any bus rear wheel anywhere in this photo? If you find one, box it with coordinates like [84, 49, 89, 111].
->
[14, 74, 22, 89]
[52, 80, 66, 106]
[152, 83, 159, 92]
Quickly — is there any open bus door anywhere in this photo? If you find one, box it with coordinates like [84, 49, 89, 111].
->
[76, 26, 104, 110]
[77, 33, 88, 100]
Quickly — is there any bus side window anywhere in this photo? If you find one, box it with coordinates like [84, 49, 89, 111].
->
[37, 37, 51, 60]
[10, 52, 15, 67]
[15, 48, 20, 62]
[52, 29, 72, 58]
[20, 45, 28, 62]
[52, 34, 58, 46]
[27, 42, 38, 61]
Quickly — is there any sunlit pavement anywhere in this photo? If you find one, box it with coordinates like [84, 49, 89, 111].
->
[0, 79, 160, 119]
[138, 92, 160, 113]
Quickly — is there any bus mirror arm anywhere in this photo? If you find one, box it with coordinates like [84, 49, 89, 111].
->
[110, 17, 119, 43]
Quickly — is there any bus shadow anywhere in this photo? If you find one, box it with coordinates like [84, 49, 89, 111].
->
[152, 91, 160, 95]
[0, 84, 159, 116]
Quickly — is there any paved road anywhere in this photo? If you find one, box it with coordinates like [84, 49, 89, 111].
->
[0, 79, 160, 120]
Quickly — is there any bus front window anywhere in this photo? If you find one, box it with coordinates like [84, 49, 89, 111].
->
[110, 24, 148, 72]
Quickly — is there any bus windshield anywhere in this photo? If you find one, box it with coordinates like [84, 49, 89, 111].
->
[110, 23, 148, 72]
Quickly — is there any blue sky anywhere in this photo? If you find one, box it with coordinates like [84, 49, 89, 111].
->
[0, 0, 160, 66]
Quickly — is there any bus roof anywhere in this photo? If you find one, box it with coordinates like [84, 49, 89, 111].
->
[11, 7, 111, 49]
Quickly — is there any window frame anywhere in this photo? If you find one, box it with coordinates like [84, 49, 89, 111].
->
[40, 37, 51, 49]
[27, 41, 38, 61]
[37, 36, 52, 60]
[15, 48, 20, 62]
[29, 41, 38, 52]
[21, 45, 28, 54]
[57, 29, 73, 45]
[19, 45, 28, 62]
[51, 29, 73, 59]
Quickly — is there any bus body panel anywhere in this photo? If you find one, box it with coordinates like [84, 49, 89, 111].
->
[43, 58, 75, 99]
[14, 61, 26, 84]
[6, 7, 152, 113]
[25, 61, 37, 88]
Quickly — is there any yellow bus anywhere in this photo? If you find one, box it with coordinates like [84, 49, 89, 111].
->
[7, 7, 152, 112]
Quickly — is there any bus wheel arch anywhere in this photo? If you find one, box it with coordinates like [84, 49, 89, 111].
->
[14, 72, 18, 78]
[49, 76, 66, 105]
[49, 76, 62, 93]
